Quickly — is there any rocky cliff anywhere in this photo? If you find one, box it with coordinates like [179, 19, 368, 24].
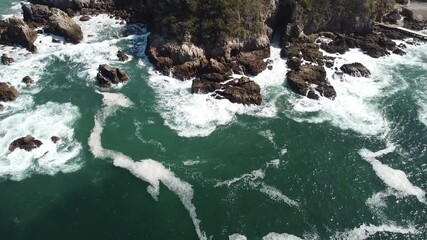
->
[24, 0, 404, 104]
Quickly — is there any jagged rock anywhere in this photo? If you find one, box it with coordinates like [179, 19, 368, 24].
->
[22, 4, 51, 25]
[287, 65, 336, 100]
[23, 4, 83, 44]
[393, 48, 406, 56]
[0, 17, 38, 52]
[0, 103, 4, 111]
[286, 57, 301, 70]
[9, 135, 43, 152]
[47, 8, 83, 44]
[117, 50, 129, 61]
[199, 58, 232, 82]
[218, 77, 262, 105]
[396, 0, 409, 4]
[1, 54, 14, 65]
[0, 82, 19, 101]
[192, 80, 220, 94]
[51, 136, 60, 143]
[384, 10, 401, 24]
[22, 76, 34, 86]
[282, 43, 323, 64]
[79, 15, 91, 21]
[236, 49, 269, 76]
[192, 77, 262, 105]
[340, 63, 371, 77]
[320, 33, 395, 58]
[96, 64, 129, 87]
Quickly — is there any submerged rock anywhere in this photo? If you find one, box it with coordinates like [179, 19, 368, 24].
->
[393, 48, 406, 56]
[9, 135, 43, 152]
[51, 136, 60, 144]
[0, 82, 19, 101]
[0, 17, 38, 52]
[96, 64, 129, 87]
[79, 15, 91, 21]
[340, 63, 371, 77]
[1, 54, 14, 65]
[22, 76, 35, 86]
[287, 65, 336, 100]
[0, 103, 4, 111]
[117, 50, 129, 62]
[192, 77, 262, 105]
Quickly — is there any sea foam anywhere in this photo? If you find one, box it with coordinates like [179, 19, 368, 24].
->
[359, 143, 426, 203]
[88, 92, 208, 240]
[262, 232, 303, 240]
[146, 45, 287, 138]
[332, 224, 419, 240]
[215, 161, 299, 208]
[0, 102, 82, 181]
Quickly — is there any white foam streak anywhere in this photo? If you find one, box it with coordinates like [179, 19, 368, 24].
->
[88, 92, 207, 240]
[262, 232, 303, 240]
[332, 224, 419, 240]
[215, 164, 298, 208]
[229, 234, 247, 240]
[359, 144, 426, 203]
[259, 184, 300, 207]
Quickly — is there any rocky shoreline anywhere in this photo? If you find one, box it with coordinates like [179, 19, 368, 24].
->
[1, 0, 427, 151]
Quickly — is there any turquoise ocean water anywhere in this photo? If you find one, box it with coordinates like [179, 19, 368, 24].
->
[0, 1, 426, 239]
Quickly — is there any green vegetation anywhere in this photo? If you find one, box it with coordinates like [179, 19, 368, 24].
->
[147, 0, 270, 44]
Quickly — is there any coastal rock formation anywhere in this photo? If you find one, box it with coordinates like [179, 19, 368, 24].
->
[79, 15, 91, 21]
[319, 32, 397, 58]
[192, 77, 262, 105]
[9, 135, 43, 152]
[287, 64, 336, 100]
[22, 4, 83, 44]
[51, 136, 60, 143]
[1, 54, 14, 65]
[0, 17, 38, 52]
[117, 50, 129, 61]
[22, 76, 35, 86]
[340, 63, 371, 77]
[0, 82, 19, 101]
[96, 64, 129, 88]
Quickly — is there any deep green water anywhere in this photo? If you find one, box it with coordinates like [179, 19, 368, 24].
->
[0, 1, 426, 240]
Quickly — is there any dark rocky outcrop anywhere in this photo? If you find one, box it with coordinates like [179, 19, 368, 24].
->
[319, 30, 399, 58]
[340, 63, 371, 77]
[51, 136, 60, 143]
[9, 135, 43, 152]
[1, 54, 14, 65]
[287, 64, 336, 100]
[117, 50, 129, 61]
[0, 82, 19, 101]
[22, 4, 83, 44]
[282, 43, 324, 65]
[0, 17, 38, 52]
[22, 76, 35, 86]
[192, 77, 262, 105]
[96, 64, 129, 88]
[79, 15, 91, 21]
